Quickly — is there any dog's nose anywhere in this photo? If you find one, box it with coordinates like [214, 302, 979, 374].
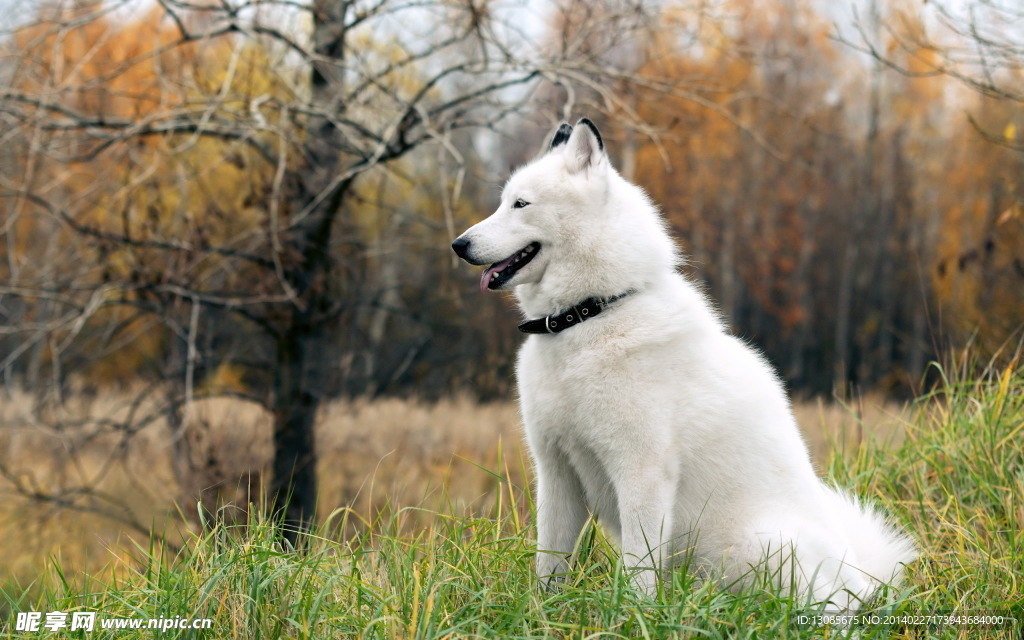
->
[451, 236, 471, 259]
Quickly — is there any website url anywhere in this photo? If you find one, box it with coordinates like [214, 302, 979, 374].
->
[101, 616, 213, 631]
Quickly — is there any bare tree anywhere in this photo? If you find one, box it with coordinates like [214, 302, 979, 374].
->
[0, 0, 668, 541]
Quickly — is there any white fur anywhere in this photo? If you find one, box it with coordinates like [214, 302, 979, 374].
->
[453, 119, 916, 610]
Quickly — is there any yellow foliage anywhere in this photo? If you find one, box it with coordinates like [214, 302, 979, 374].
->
[78, 308, 167, 382]
[10, 5, 294, 385]
[202, 363, 250, 395]
[931, 98, 1024, 361]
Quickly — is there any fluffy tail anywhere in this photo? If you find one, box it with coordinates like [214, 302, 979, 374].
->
[835, 490, 918, 585]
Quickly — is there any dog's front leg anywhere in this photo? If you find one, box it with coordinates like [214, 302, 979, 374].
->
[534, 450, 588, 590]
[616, 473, 674, 597]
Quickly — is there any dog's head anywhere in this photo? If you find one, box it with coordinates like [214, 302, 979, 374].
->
[451, 118, 610, 293]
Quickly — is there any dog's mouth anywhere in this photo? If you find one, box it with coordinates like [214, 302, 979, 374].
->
[480, 242, 540, 292]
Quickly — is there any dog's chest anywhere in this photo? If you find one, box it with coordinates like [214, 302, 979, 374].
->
[518, 334, 616, 416]
[516, 331, 663, 450]
[519, 347, 624, 522]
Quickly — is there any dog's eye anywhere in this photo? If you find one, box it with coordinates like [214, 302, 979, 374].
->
[512, 198, 530, 209]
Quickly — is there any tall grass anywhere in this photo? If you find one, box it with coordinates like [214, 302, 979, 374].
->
[2, 363, 1022, 639]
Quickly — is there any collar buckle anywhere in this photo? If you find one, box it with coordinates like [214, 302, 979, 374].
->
[517, 289, 636, 335]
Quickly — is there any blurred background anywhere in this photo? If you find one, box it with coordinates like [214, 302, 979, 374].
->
[0, 0, 1021, 583]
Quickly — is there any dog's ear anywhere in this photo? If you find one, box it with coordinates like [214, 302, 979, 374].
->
[549, 122, 573, 151]
[563, 117, 606, 174]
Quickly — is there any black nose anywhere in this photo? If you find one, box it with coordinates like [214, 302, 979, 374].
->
[451, 236, 471, 259]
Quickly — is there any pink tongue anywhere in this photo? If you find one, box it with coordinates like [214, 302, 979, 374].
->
[479, 254, 517, 293]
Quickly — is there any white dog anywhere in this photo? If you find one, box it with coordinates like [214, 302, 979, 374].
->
[452, 118, 915, 610]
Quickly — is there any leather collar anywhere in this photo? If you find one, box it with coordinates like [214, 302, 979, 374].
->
[517, 290, 636, 334]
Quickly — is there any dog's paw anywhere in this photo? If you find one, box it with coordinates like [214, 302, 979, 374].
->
[537, 572, 568, 594]
[536, 553, 572, 593]
[628, 568, 659, 599]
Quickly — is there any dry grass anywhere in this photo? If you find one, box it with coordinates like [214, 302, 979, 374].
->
[791, 393, 909, 463]
[0, 390, 907, 585]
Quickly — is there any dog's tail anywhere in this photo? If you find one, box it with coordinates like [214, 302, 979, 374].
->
[834, 490, 918, 586]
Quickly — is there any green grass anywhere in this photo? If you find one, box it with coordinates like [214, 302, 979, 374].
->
[3, 363, 1023, 639]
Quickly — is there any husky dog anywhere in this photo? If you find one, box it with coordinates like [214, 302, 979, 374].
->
[451, 118, 915, 609]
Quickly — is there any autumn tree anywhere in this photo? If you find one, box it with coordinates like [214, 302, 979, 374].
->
[852, 0, 1024, 363]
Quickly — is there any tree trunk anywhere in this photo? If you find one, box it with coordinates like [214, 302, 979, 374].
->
[787, 204, 817, 385]
[268, 178, 348, 542]
[271, 310, 324, 544]
[268, 0, 350, 544]
[835, 23, 881, 395]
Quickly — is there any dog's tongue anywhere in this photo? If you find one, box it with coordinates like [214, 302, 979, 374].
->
[479, 254, 516, 293]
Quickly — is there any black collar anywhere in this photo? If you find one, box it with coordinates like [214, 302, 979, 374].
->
[517, 290, 637, 334]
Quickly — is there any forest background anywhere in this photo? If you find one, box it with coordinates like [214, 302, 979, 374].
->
[0, 0, 1021, 581]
